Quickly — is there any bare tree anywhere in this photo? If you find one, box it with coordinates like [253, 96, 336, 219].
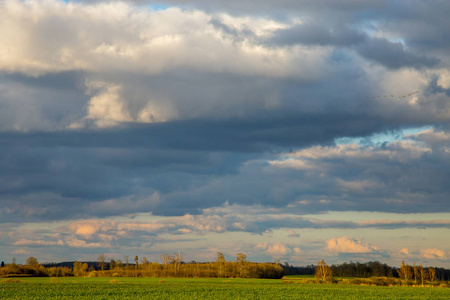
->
[236, 253, 248, 278]
[110, 258, 116, 270]
[173, 252, 182, 274]
[97, 254, 107, 271]
[161, 253, 172, 265]
[419, 265, 427, 286]
[124, 256, 130, 270]
[398, 261, 412, 281]
[428, 267, 436, 282]
[413, 262, 418, 285]
[315, 260, 332, 282]
[141, 257, 149, 265]
[216, 252, 225, 277]
[116, 259, 124, 270]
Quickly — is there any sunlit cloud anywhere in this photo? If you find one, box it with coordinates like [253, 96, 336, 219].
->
[421, 248, 447, 260]
[399, 248, 410, 256]
[326, 236, 380, 254]
[13, 249, 30, 255]
[14, 239, 64, 246]
[255, 242, 300, 259]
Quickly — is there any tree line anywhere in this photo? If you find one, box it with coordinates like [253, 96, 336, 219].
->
[283, 260, 450, 281]
[0, 253, 283, 279]
[331, 261, 450, 282]
[311, 260, 449, 287]
[2, 255, 450, 281]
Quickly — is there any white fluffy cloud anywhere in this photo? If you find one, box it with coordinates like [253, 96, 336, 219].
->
[69, 81, 133, 128]
[399, 248, 410, 256]
[0, 0, 336, 131]
[277, 140, 431, 164]
[256, 242, 301, 258]
[67, 219, 171, 239]
[4, 0, 447, 131]
[0, 0, 321, 78]
[326, 236, 380, 253]
[421, 248, 447, 260]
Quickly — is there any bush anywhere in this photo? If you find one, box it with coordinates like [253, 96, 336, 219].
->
[108, 279, 121, 284]
[2, 279, 23, 283]
[88, 271, 97, 278]
[349, 278, 362, 285]
[369, 277, 391, 286]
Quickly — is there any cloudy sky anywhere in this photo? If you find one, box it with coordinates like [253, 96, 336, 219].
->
[1, 0, 450, 267]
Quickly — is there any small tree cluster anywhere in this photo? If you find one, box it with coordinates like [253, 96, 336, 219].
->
[398, 261, 436, 286]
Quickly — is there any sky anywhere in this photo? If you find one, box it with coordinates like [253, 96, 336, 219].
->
[1, 0, 450, 267]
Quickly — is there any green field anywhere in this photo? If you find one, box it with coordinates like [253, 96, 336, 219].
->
[1, 277, 449, 299]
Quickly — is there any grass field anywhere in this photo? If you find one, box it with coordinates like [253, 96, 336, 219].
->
[1, 277, 449, 299]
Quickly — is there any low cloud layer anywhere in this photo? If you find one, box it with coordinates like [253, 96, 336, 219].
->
[4, 210, 448, 265]
[2, 128, 448, 222]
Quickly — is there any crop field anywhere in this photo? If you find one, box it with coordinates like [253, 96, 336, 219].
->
[1, 277, 450, 299]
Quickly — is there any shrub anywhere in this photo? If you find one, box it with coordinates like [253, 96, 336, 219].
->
[108, 279, 121, 284]
[349, 278, 362, 285]
[369, 277, 390, 286]
[87, 271, 97, 278]
[2, 279, 23, 283]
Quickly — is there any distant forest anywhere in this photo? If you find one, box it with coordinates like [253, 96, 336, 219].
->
[1, 253, 450, 281]
[283, 261, 450, 281]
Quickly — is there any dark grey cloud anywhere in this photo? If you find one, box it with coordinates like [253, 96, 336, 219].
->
[90, 0, 382, 17]
[267, 23, 365, 47]
[355, 37, 440, 69]
[376, 1, 450, 56]
[266, 24, 439, 70]
[2, 71, 84, 91]
[0, 72, 88, 131]
[2, 125, 450, 221]
[240, 216, 450, 234]
[199, 0, 446, 70]
[1, 71, 450, 220]
[152, 126, 450, 216]
[208, 17, 254, 41]
[426, 75, 450, 97]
